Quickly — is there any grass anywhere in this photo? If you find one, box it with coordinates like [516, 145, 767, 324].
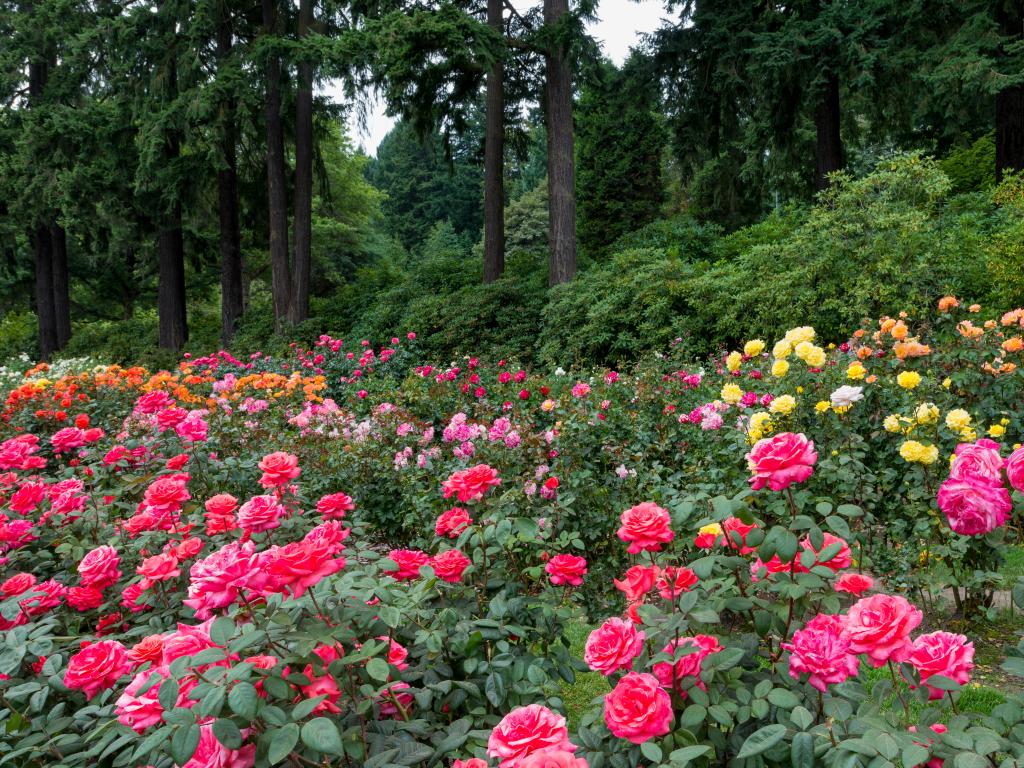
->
[560, 621, 609, 731]
[1004, 545, 1024, 583]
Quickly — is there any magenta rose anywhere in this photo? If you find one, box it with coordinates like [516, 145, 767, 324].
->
[545, 554, 587, 586]
[1006, 445, 1024, 493]
[616, 502, 674, 554]
[584, 617, 645, 675]
[487, 704, 577, 768]
[603, 672, 673, 744]
[937, 475, 1011, 536]
[78, 545, 122, 589]
[907, 631, 974, 699]
[745, 432, 817, 491]
[844, 594, 922, 667]
[949, 439, 1004, 483]
[237, 494, 285, 534]
[64, 640, 131, 699]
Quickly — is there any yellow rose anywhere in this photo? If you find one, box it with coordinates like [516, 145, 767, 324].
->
[720, 383, 743, 404]
[726, 351, 742, 372]
[960, 428, 978, 442]
[945, 409, 971, 430]
[785, 326, 816, 345]
[804, 346, 827, 368]
[744, 339, 765, 357]
[897, 371, 921, 389]
[915, 403, 939, 425]
[847, 361, 866, 380]
[698, 523, 722, 537]
[771, 360, 789, 377]
[942, 377, 952, 389]
[988, 424, 1006, 437]
[815, 401, 830, 413]
[920, 444, 938, 464]
[769, 394, 796, 415]
[773, 339, 792, 359]
[900, 440, 936, 463]
[794, 341, 815, 362]
[883, 414, 902, 433]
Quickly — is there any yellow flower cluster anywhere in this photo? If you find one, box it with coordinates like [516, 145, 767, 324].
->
[769, 394, 796, 415]
[726, 352, 742, 372]
[744, 339, 765, 357]
[720, 383, 743, 404]
[896, 371, 921, 389]
[945, 408, 971, 431]
[847, 361, 866, 380]
[914, 403, 939, 425]
[748, 411, 773, 441]
[771, 360, 789, 377]
[900, 440, 939, 464]
[815, 400, 830, 413]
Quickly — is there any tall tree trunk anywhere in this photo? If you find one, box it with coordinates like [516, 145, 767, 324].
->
[995, 2, 1024, 181]
[996, 85, 1024, 181]
[263, 0, 291, 329]
[33, 226, 57, 360]
[544, 0, 576, 286]
[482, 0, 505, 284]
[290, 0, 314, 324]
[50, 220, 71, 349]
[217, 10, 244, 345]
[158, 200, 188, 350]
[814, 73, 842, 191]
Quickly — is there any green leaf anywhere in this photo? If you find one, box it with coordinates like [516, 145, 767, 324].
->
[366, 657, 391, 682]
[170, 723, 201, 766]
[736, 724, 786, 759]
[669, 745, 711, 766]
[790, 706, 814, 731]
[378, 605, 402, 628]
[767, 688, 800, 709]
[301, 717, 343, 756]
[485, 672, 506, 707]
[158, 678, 180, 711]
[902, 744, 931, 768]
[212, 718, 242, 750]
[228, 682, 258, 720]
[210, 616, 236, 646]
[952, 754, 989, 768]
[791, 732, 814, 768]
[267, 723, 300, 765]
[1001, 657, 1024, 677]
[640, 741, 662, 763]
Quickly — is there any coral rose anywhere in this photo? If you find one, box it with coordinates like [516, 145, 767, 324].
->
[844, 594, 922, 667]
[800, 533, 852, 572]
[745, 432, 817, 491]
[384, 549, 429, 581]
[258, 451, 301, 488]
[519, 751, 588, 768]
[655, 566, 698, 601]
[835, 573, 874, 596]
[603, 672, 673, 744]
[316, 491, 355, 520]
[583, 617, 644, 675]
[613, 565, 657, 601]
[487, 704, 577, 768]
[442, 464, 502, 503]
[652, 635, 721, 695]
[431, 548, 471, 583]
[435, 507, 472, 538]
[616, 502, 674, 554]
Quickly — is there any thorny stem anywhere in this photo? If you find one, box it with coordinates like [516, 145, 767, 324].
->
[888, 659, 911, 722]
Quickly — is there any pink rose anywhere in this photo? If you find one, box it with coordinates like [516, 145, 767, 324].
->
[384, 549, 429, 581]
[487, 704, 577, 768]
[519, 751, 589, 768]
[64, 640, 131, 699]
[204, 494, 239, 534]
[184, 541, 265, 619]
[1006, 445, 1024, 493]
[442, 464, 502, 503]
[949, 439, 1004, 483]
[316, 492, 355, 520]
[584, 617, 645, 675]
[237, 494, 284, 534]
[745, 432, 817, 491]
[1, 572, 36, 598]
[907, 631, 974, 699]
[844, 594, 923, 667]
[78, 545, 122, 588]
[613, 565, 657, 601]
[137, 553, 181, 589]
[782, 613, 859, 691]
[258, 451, 301, 488]
[430, 548, 471, 583]
[835, 573, 874, 596]
[453, 761, 488, 768]
[652, 635, 721, 694]
[545, 554, 587, 586]
[143, 475, 191, 513]
[937, 476, 1011, 536]
[655, 566, 698, 601]
[181, 721, 255, 768]
[616, 502, 674, 554]
[800, 533, 852, 572]
[603, 672, 673, 744]
[435, 507, 472, 538]
[266, 540, 345, 598]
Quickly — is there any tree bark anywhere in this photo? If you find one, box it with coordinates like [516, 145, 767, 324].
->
[289, 0, 314, 324]
[544, 0, 576, 286]
[263, 0, 291, 329]
[50, 220, 71, 349]
[158, 200, 188, 350]
[217, 10, 244, 345]
[33, 226, 57, 360]
[814, 72, 843, 191]
[482, 0, 505, 284]
[995, 2, 1023, 181]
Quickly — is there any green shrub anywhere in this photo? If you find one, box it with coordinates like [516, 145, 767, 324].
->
[0, 310, 38, 361]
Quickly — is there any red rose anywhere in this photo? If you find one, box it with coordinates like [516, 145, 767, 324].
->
[384, 549, 429, 581]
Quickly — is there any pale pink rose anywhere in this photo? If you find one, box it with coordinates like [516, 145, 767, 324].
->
[782, 613, 859, 691]
[907, 631, 974, 699]
[937, 476, 1011, 536]
[844, 594, 923, 667]
[583, 617, 645, 675]
[487, 704, 577, 768]
[949, 439, 1004, 483]
[745, 432, 817, 491]
[603, 672, 673, 744]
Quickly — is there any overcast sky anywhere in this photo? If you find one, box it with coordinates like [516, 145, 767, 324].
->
[337, 0, 669, 155]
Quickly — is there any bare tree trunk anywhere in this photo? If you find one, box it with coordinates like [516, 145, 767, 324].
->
[482, 0, 505, 284]
[290, 0, 314, 324]
[814, 73, 843, 191]
[33, 226, 57, 360]
[544, 0, 576, 286]
[158, 199, 188, 350]
[263, 0, 291, 329]
[50, 220, 71, 349]
[217, 10, 244, 345]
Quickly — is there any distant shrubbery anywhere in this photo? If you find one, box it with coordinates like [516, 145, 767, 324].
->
[7, 154, 1023, 369]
